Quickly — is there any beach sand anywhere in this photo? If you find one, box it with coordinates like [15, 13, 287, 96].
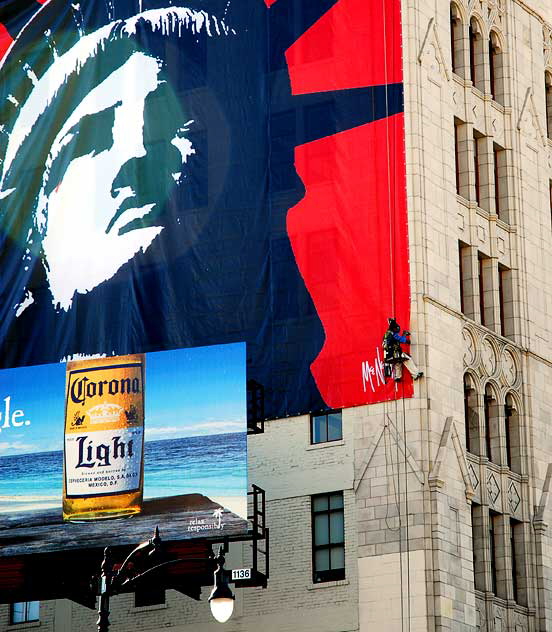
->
[210, 496, 247, 519]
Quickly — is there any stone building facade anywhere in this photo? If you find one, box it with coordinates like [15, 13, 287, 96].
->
[2, 0, 552, 630]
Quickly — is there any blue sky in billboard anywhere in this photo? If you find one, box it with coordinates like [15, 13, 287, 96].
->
[0, 343, 246, 455]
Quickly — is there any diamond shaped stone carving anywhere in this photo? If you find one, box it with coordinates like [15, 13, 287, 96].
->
[468, 462, 480, 491]
[487, 473, 500, 505]
[508, 481, 521, 513]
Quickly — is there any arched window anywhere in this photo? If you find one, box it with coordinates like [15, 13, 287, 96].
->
[505, 393, 522, 474]
[469, 17, 486, 92]
[545, 71, 552, 141]
[484, 384, 501, 464]
[489, 30, 505, 104]
[450, 3, 466, 77]
[464, 374, 479, 453]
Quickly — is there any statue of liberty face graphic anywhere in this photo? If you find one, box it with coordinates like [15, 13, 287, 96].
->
[41, 51, 195, 308]
[1, 8, 230, 312]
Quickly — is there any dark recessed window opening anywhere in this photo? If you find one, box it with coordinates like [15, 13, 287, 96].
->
[312, 492, 345, 583]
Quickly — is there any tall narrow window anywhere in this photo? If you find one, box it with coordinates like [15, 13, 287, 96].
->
[494, 143, 509, 222]
[464, 377, 471, 453]
[469, 21, 477, 84]
[450, 4, 465, 77]
[484, 388, 492, 460]
[10, 602, 40, 625]
[471, 504, 485, 591]
[459, 242, 465, 313]
[455, 122, 461, 194]
[493, 143, 507, 220]
[454, 118, 471, 199]
[546, 72, 552, 141]
[489, 511, 498, 594]
[488, 31, 504, 104]
[459, 242, 477, 320]
[510, 519, 528, 606]
[499, 265, 514, 339]
[473, 131, 482, 206]
[484, 384, 502, 464]
[489, 37, 496, 99]
[504, 401, 512, 468]
[464, 374, 479, 454]
[493, 144, 500, 217]
[478, 253, 495, 329]
[505, 394, 522, 474]
[510, 519, 518, 602]
[312, 492, 345, 583]
[478, 254, 486, 326]
[469, 18, 485, 92]
[498, 266, 505, 337]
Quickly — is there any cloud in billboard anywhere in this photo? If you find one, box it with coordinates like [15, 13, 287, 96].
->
[145, 419, 244, 439]
[0, 441, 35, 455]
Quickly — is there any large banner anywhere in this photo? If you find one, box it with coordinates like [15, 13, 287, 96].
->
[0, 0, 411, 422]
[0, 343, 248, 556]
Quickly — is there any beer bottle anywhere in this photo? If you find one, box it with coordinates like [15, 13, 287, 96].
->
[63, 354, 145, 521]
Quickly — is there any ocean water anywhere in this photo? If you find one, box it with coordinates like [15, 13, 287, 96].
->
[0, 433, 247, 508]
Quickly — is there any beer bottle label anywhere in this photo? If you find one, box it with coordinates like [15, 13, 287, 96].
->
[64, 358, 144, 498]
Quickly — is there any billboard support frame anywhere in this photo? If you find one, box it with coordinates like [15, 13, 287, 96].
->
[93, 486, 269, 629]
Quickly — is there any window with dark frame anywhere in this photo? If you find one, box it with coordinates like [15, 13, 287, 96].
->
[504, 402, 513, 469]
[135, 587, 166, 608]
[484, 390, 492, 460]
[311, 410, 342, 444]
[311, 492, 345, 583]
[478, 254, 486, 327]
[489, 511, 498, 595]
[493, 144, 501, 218]
[473, 131, 481, 206]
[469, 21, 477, 85]
[546, 73, 552, 141]
[510, 518, 519, 603]
[463, 375, 472, 453]
[450, 5, 457, 74]
[10, 602, 40, 625]
[498, 266, 505, 337]
[450, 3, 465, 78]
[489, 36, 496, 100]
[505, 393, 522, 475]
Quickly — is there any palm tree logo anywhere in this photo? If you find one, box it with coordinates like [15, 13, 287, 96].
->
[213, 508, 223, 529]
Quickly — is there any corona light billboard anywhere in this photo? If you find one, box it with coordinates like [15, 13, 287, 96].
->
[0, 344, 248, 555]
[0, 0, 410, 427]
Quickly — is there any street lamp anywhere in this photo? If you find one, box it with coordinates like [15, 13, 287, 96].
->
[208, 551, 235, 623]
[96, 528, 235, 631]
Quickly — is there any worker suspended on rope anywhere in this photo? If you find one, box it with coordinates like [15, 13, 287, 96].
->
[382, 318, 423, 382]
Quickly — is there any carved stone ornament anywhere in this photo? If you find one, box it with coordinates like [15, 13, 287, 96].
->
[463, 327, 477, 365]
[501, 348, 517, 386]
[508, 480, 521, 513]
[487, 472, 500, 506]
[481, 337, 497, 377]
